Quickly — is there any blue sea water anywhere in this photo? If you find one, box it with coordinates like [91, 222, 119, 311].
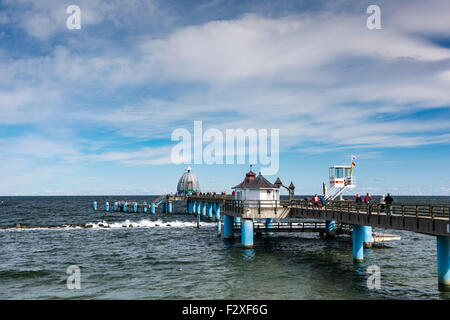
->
[0, 195, 449, 300]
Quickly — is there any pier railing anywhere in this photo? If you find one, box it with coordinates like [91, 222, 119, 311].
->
[220, 198, 450, 221]
[291, 199, 450, 221]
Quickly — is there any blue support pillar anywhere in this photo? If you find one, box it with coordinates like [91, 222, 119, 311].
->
[162, 202, 167, 213]
[353, 225, 364, 262]
[215, 203, 221, 221]
[143, 202, 148, 213]
[168, 202, 173, 213]
[151, 203, 156, 214]
[202, 202, 207, 217]
[197, 211, 200, 228]
[325, 220, 336, 239]
[265, 218, 273, 236]
[196, 201, 201, 216]
[208, 203, 213, 219]
[93, 201, 97, 211]
[105, 202, 109, 212]
[192, 201, 197, 214]
[113, 202, 118, 212]
[241, 218, 254, 248]
[123, 202, 127, 212]
[133, 202, 138, 213]
[437, 236, 450, 292]
[224, 215, 234, 239]
[216, 203, 221, 237]
[234, 217, 241, 227]
[363, 226, 374, 248]
[188, 201, 193, 214]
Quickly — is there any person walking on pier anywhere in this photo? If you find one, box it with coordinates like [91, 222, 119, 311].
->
[364, 193, 373, 214]
[380, 194, 386, 212]
[355, 194, 362, 210]
[385, 193, 394, 216]
[312, 194, 320, 207]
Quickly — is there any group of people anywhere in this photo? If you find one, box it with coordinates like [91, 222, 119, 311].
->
[311, 194, 326, 206]
[309, 192, 395, 215]
[355, 193, 394, 215]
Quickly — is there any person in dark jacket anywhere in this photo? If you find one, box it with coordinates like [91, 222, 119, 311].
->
[355, 194, 362, 210]
[385, 193, 394, 216]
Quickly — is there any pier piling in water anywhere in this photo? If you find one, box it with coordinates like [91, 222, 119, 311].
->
[197, 211, 200, 228]
[168, 202, 173, 213]
[202, 202, 207, 217]
[224, 215, 234, 239]
[265, 218, 273, 236]
[325, 220, 336, 239]
[208, 203, 213, 219]
[437, 236, 450, 292]
[352, 225, 364, 262]
[196, 202, 201, 216]
[105, 202, 109, 212]
[93, 201, 97, 211]
[241, 218, 254, 248]
[363, 226, 374, 248]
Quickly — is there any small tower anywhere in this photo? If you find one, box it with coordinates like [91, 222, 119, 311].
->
[177, 166, 201, 195]
[326, 165, 355, 200]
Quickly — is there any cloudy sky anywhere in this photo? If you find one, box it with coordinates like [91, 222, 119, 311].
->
[0, 0, 450, 196]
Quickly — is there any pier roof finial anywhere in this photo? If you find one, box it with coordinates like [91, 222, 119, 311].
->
[274, 177, 283, 188]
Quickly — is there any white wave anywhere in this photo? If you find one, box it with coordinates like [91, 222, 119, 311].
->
[0, 219, 216, 231]
[85, 219, 215, 229]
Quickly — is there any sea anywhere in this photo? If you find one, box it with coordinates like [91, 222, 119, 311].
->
[0, 195, 450, 300]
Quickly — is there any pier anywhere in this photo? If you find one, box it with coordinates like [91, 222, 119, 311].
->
[86, 165, 450, 292]
[186, 194, 450, 291]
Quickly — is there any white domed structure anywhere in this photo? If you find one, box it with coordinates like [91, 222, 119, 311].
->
[177, 166, 201, 195]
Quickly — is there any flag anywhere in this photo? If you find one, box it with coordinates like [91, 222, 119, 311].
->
[351, 155, 356, 174]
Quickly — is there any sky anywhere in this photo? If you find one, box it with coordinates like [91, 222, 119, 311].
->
[0, 0, 450, 196]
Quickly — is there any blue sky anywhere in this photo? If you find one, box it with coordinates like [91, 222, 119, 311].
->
[0, 0, 450, 196]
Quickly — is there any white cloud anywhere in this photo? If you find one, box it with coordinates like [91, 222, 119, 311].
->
[3, 0, 159, 40]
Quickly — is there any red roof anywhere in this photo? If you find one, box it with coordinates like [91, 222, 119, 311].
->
[232, 170, 256, 189]
[233, 172, 277, 189]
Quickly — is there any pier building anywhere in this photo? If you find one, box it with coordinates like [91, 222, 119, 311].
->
[177, 166, 201, 195]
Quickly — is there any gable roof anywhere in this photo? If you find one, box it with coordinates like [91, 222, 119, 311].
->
[243, 173, 277, 189]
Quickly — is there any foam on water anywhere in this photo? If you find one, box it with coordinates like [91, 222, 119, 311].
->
[0, 219, 215, 231]
[86, 219, 215, 229]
